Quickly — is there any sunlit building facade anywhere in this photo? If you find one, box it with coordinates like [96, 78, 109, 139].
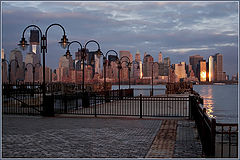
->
[208, 56, 214, 82]
[200, 60, 207, 82]
[174, 62, 187, 80]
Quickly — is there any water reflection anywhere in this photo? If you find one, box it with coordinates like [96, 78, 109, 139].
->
[201, 86, 215, 119]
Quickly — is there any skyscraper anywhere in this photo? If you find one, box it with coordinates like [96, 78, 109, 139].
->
[200, 60, 207, 82]
[1, 49, 5, 59]
[213, 53, 223, 81]
[189, 55, 203, 80]
[57, 55, 74, 82]
[29, 29, 40, 63]
[134, 50, 142, 79]
[163, 57, 170, 76]
[143, 54, 154, 77]
[10, 48, 24, 83]
[174, 62, 187, 80]
[2, 49, 7, 83]
[24, 52, 38, 82]
[135, 50, 141, 62]
[29, 29, 41, 82]
[158, 52, 163, 63]
[208, 56, 214, 82]
[120, 50, 133, 62]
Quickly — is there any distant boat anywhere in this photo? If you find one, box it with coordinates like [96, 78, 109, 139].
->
[213, 83, 225, 85]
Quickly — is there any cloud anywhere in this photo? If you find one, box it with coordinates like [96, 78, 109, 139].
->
[2, 1, 238, 77]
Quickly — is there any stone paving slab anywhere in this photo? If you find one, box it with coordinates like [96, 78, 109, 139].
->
[2, 115, 162, 158]
[173, 120, 203, 158]
[146, 120, 177, 158]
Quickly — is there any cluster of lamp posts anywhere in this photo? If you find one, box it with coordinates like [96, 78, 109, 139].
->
[14, 23, 142, 95]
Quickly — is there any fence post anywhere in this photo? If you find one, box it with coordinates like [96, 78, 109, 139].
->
[75, 92, 78, 110]
[189, 96, 193, 120]
[94, 94, 97, 118]
[64, 94, 67, 114]
[211, 118, 216, 157]
[140, 94, 142, 118]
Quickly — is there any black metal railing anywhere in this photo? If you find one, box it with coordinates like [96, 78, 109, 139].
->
[53, 94, 190, 118]
[2, 83, 43, 115]
[189, 96, 238, 158]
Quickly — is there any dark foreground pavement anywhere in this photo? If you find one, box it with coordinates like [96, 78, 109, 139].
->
[2, 115, 202, 158]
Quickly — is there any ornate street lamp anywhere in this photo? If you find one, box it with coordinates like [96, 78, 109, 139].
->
[82, 40, 101, 93]
[102, 50, 119, 92]
[64, 41, 83, 90]
[18, 23, 69, 116]
[128, 60, 140, 89]
[2, 59, 19, 84]
[65, 40, 101, 92]
[117, 56, 131, 91]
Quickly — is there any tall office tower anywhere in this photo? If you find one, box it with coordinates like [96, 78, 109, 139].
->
[29, 29, 40, 63]
[24, 52, 38, 82]
[29, 29, 41, 82]
[57, 55, 74, 82]
[163, 57, 170, 76]
[208, 56, 214, 82]
[133, 50, 141, 79]
[139, 61, 143, 79]
[174, 62, 187, 81]
[86, 50, 96, 79]
[189, 55, 203, 80]
[75, 49, 82, 61]
[143, 54, 154, 77]
[1, 49, 5, 59]
[2, 49, 8, 83]
[9, 48, 24, 83]
[153, 63, 159, 79]
[94, 54, 100, 74]
[200, 60, 207, 82]
[120, 50, 133, 62]
[158, 62, 164, 76]
[135, 50, 141, 62]
[158, 52, 163, 63]
[119, 50, 133, 80]
[213, 53, 223, 81]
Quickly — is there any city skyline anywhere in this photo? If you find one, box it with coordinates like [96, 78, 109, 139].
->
[2, 1, 238, 77]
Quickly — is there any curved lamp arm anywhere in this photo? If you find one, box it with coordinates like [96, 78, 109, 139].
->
[18, 24, 43, 51]
[65, 41, 83, 57]
[45, 23, 69, 51]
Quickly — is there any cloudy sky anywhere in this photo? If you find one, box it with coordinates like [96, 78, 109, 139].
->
[2, 1, 238, 77]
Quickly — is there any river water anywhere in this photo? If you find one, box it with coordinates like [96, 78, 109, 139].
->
[112, 84, 238, 123]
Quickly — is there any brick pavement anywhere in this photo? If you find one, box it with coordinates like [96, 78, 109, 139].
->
[173, 120, 203, 158]
[146, 120, 177, 158]
[2, 115, 202, 158]
[2, 115, 162, 158]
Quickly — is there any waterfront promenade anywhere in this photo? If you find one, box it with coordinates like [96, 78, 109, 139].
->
[2, 115, 202, 158]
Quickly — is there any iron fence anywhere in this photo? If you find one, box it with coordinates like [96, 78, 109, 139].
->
[2, 83, 43, 115]
[189, 96, 238, 158]
[53, 94, 189, 118]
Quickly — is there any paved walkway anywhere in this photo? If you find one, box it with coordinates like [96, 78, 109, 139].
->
[2, 115, 202, 158]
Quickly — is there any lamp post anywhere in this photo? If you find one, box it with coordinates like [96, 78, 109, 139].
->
[102, 50, 119, 92]
[18, 24, 69, 116]
[65, 40, 101, 93]
[25, 63, 35, 84]
[151, 62, 158, 96]
[128, 60, 140, 89]
[2, 59, 19, 84]
[82, 40, 101, 93]
[25, 62, 41, 85]
[65, 41, 83, 91]
[117, 56, 131, 91]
